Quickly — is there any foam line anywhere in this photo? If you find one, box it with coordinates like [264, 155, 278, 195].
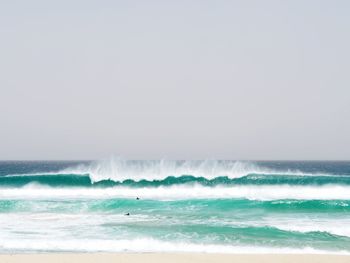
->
[0, 238, 348, 254]
[1, 184, 350, 201]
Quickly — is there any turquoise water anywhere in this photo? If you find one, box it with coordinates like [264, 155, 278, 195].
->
[0, 160, 350, 253]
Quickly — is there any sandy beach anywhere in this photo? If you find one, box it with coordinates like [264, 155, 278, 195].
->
[1, 253, 350, 263]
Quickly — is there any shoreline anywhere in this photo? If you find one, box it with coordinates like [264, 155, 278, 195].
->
[1, 253, 350, 263]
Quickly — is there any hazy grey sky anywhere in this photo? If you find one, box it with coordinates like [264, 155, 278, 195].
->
[0, 0, 349, 160]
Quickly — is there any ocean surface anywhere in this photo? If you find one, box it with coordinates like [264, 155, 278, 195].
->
[0, 160, 350, 254]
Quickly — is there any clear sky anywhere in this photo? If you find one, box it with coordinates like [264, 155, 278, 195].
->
[0, 0, 349, 160]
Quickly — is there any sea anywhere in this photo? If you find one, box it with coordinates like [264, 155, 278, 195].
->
[0, 160, 350, 254]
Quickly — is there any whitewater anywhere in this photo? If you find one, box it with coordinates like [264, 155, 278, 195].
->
[0, 160, 350, 254]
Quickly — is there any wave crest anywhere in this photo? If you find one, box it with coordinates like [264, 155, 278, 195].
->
[62, 159, 308, 182]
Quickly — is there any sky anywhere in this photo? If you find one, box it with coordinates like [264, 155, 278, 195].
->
[0, 0, 349, 160]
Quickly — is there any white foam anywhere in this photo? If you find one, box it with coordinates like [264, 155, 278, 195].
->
[1, 184, 350, 201]
[0, 238, 347, 254]
[194, 216, 350, 238]
[265, 218, 350, 238]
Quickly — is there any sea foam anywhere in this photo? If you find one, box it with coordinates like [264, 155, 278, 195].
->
[1, 184, 350, 201]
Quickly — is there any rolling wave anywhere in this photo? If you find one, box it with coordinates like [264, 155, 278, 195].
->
[62, 159, 268, 182]
[1, 173, 349, 188]
[65, 159, 350, 183]
[2, 159, 349, 190]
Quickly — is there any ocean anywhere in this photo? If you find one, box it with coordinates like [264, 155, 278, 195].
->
[0, 160, 350, 254]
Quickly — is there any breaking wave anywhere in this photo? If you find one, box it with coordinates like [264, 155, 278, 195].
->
[1, 159, 349, 189]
